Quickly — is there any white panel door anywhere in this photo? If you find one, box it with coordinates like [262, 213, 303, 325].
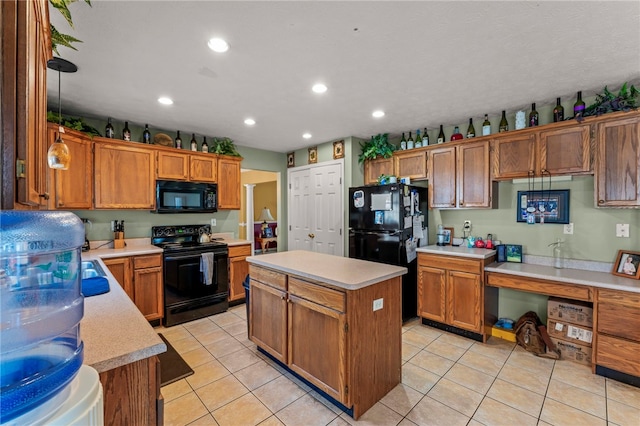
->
[288, 160, 344, 256]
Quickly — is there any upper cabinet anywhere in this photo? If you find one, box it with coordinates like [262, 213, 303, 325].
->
[93, 138, 155, 209]
[363, 156, 393, 185]
[157, 150, 189, 180]
[189, 153, 217, 183]
[217, 156, 242, 209]
[595, 114, 640, 207]
[394, 149, 427, 181]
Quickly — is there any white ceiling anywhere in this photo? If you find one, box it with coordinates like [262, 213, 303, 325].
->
[48, 1, 640, 154]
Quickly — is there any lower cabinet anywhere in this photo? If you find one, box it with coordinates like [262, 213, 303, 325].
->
[248, 264, 401, 419]
[103, 254, 164, 321]
[418, 253, 494, 339]
[228, 244, 251, 302]
[99, 355, 162, 426]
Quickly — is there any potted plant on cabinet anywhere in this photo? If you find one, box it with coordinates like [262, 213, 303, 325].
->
[358, 133, 394, 164]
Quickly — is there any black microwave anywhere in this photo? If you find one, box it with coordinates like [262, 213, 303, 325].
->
[154, 180, 217, 213]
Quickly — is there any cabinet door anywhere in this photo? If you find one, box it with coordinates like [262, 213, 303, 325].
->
[539, 125, 592, 175]
[457, 141, 493, 208]
[133, 266, 164, 321]
[363, 157, 393, 185]
[50, 126, 93, 210]
[249, 279, 288, 362]
[189, 153, 217, 183]
[394, 150, 427, 181]
[288, 294, 347, 404]
[417, 265, 446, 323]
[94, 140, 155, 209]
[157, 151, 188, 180]
[427, 147, 456, 208]
[217, 156, 242, 209]
[103, 257, 134, 300]
[595, 116, 640, 207]
[446, 271, 481, 332]
[229, 251, 250, 302]
[491, 133, 536, 180]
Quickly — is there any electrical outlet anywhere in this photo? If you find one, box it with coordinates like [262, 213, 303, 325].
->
[616, 223, 629, 238]
[563, 223, 574, 234]
[463, 220, 472, 232]
[210, 218, 216, 227]
[373, 298, 383, 311]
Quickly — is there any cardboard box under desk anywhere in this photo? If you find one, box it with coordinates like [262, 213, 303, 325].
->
[547, 319, 593, 347]
[550, 337, 592, 366]
[547, 297, 593, 328]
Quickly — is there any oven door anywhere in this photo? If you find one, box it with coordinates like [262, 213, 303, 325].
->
[163, 250, 229, 306]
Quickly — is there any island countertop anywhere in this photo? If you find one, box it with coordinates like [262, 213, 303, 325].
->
[246, 250, 407, 290]
[81, 253, 165, 373]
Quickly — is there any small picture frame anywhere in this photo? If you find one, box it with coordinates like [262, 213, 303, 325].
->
[333, 140, 344, 159]
[263, 227, 274, 238]
[287, 152, 295, 168]
[443, 227, 453, 245]
[612, 250, 640, 279]
[506, 244, 523, 263]
[308, 146, 317, 164]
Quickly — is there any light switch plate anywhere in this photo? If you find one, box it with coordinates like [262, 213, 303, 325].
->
[373, 298, 383, 311]
[211, 218, 216, 227]
[616, 223, 629, 238]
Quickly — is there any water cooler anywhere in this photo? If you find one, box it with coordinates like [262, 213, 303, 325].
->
[0, 211, 103, 425]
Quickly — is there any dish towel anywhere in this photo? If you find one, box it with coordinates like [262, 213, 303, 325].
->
[200, 253, 215, 285]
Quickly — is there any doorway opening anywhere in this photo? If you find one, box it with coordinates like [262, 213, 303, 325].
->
[241, 169, 280, 254]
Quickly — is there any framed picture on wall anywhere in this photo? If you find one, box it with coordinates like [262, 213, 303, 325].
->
[308, 146, 317, 164]
[333, 140, 344, 159]
[287, 152, 295, 168]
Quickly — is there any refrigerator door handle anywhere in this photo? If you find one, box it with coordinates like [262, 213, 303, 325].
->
[351, 230, 402, 236]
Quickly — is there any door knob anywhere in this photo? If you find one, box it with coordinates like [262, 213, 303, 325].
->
[308, 233, 315, 238]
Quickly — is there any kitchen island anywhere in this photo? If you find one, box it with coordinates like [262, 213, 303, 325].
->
[246, 250, 407, 420]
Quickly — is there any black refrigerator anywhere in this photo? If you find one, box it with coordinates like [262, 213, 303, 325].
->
[348, 183, 428, 322]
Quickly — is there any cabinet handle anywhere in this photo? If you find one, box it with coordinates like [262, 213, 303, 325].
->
[598, 200, 604, 204]
[460, 201, 464, 205]
[308, 233, 315, 239]
[39, 193, 50, 200]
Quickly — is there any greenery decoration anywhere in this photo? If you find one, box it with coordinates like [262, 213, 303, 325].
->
[581, 82, 639, 121]
[49, 0, 92, 54]
[211, 137, 241, 156]
[358, 133, 394, 164]
[47, 111, 101, 137]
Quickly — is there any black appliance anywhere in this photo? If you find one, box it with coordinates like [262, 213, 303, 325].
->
[348, 184, 428, 322]
[154, 180, 217, 214]
[152, 224, 229, 326]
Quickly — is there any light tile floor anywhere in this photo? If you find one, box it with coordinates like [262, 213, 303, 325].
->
[156, 305, 640, 426]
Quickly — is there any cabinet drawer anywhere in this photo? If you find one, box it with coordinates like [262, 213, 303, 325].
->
[597, 302, 640, 342]
[596, 334, 640, 377]
[289, 277, 345, 313]
[134, 254, 162, 269]
[598, 289, 640, 308]
[249, 265, 287, 291]
[229, 244, 251, 258]
[485, 273, 592, 301]
[418, 254, 481, 275]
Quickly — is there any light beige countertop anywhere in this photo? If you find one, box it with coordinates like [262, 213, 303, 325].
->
[81, 252, 165, 373]
[485, 262, 640, 294]
[247, 250, 407, 290]
[218, 238, 252, 247]
[416, 245, 497, 259]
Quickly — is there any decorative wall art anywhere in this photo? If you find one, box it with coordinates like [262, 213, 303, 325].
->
[517, 190, 570, 224]
[308, 146, 317, 164]
[333, 140, 344, 159]
[287, 152, 295, 168]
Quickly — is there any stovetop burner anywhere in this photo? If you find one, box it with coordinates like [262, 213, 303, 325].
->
[151, 225, 227, 253]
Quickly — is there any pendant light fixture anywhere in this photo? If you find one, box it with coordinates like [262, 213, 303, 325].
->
[46, 57, 77, 170]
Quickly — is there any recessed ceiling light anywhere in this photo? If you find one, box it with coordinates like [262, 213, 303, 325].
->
[303, 133, 312, 139]
[208, 38, 229, 53]
[372, 110, 385, 118]
[312, 83, 327, 94]
[244, 118, 256, 126]
[158, 97, 173, 105]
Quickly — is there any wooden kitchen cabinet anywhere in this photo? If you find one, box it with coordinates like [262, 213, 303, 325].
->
[93, 139, 155, 209]
[490, 132, 537, 180]
[46, 124, 93, 210]
[249, 269, 288, 363]
[189, 152, 217, 183]
[363, 156, 393, 185]
[103, 254, 164, 321]
[217, 155, 242, 209]
[427, 141, 495, 209]
[157, 150, 189, 180]
[418, 252, 495, 339]
[595, 114, 640, 207]
[394, 149, 427, 181]
[228, 243, 251, 302]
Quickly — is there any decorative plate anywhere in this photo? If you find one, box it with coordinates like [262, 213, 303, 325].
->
[154, 133, 173, 147]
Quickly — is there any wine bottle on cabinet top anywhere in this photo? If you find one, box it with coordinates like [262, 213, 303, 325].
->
[105, 118, 115, 138]
[400, 132, 407, 150]
[423, 128, 429, 145]
[574, 91, 585, 119]
[482, 114, 491, 136]
[466, 118, 476, 138]
[201, 137, 208, 153]
[415, 129, 422, 148]
[142, 124, 151, 143]
[450, 126, 463, 141]
[498, 111, 508, 133]
[190, 133, 198, 151]
[175, 131, 182, 149]
[407, 131, 414, 149]
[122, 121, 131, 141]
[437, 125, 445, 144]
[528, 103, 539, 127]
[553, 98, 564, 122]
